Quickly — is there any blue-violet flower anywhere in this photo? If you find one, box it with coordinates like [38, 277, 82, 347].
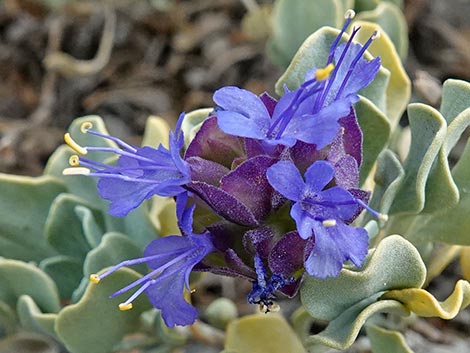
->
[89, 205, 215, 327]
[266, 160, 381, 278]
[212, 10, 380, 149]
[63, 113, 190, 217]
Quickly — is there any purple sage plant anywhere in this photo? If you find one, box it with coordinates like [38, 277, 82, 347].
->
[62, 11, 387, 327]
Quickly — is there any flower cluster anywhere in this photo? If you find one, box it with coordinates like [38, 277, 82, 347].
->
[63, 10, 386, 327]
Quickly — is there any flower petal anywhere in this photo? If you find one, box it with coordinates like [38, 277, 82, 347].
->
[185, 116, 245, 168]
[290, 202, 317, 240]
[287, 98, 352, 148]
[145, 268, 198, 327]
[187, 181, 259, 226]
[221, 156, 277, 220]
[304, 160, 335, 192]
[216, 111, 267, 140]
[333, 155, 359, 190]
[269, 231, 306, 278]
[304, 222, 368, 278]
[319, 186, 358, 220]
[266, 161, 304, 201]
[214, 86, 271, 123]
[187, 156, 229, 186]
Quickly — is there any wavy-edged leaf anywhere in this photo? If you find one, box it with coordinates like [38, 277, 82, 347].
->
[461, 247, 470, 280]
[305, 296, 409, 350]
[103, 205, 157, 250]
[40, 256, 83, 300]
[55, 268, 151, 353]
[275, 26, 390, 112]
[0, 259, 60, 313]
[355, 3, 408, 59]
[351, 21, 411, 127]
[368, 150, 404, 222]
[354, 0, 380, 12]
[150, 196, 179, 237]
[355, 96, 391, 183]
[366, 324, 413, 353]
[0, 300, 17, 336]
[45, 194, 104, 260]
[142, 115, 171, 149]
[0, 174, 64, 261]
[17, 295, 58, 337]
[83, 232, 146, 278]
[267, 0, 342, 68]
[383, 280, 470, 319]
[440, 79, 470, 123]
[390, 104, 446, 214]
[423, 81, 470, 212]
[224, 314, 307, 353]
[74, 205, 105, 248]
[301, 235, 425, 321]
[407, 129, 470, 245]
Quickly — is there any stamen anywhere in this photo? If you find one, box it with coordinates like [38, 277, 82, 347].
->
[109, 249, 193, 297]
[315, 63, 335, 81]
[335, 30, 380, 99]
[315, 26, 361, 110]
[118, 279, 153, 311]
[322, 219, 337, 227]
[63, 167, 91, 176]
[355, 199, 388, 222]
[267, 80, 323, 138]
[119, 303, 133, 311]
[80, 122, 93, 133]
[378, 213, 389, 222]
[85, 171, 173, 184]
[344, 9, 355, 20]
[327, 9, 356, 64]
[90, 274, 101, 284]
[89, 249, 189, 284]
[64, 133, 88, 155]
[84, 147, 156, 164]
[75, 157, 110, 171]
[69, 155, 80, 167]
[85, 130, 137, 153]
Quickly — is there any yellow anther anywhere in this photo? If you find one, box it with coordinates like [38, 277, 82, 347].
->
[64, 133, 88, 155]
[322, 219, 337, 227]
[315, 63, 335, 81]
[190, 288, 197, 294]
[89, 274, 101, 284]
[69, 155, 80, 167]
[81, 122, 93, 134]
[344, 9, 355, 19]
[119, 303, 133, 311]
[62, 167, 91, 176]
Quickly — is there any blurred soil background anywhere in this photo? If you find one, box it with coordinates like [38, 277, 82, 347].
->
[0, 0, 469, 351]
[0, 0, 469, 176]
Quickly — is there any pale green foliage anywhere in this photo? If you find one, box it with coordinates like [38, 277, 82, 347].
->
[366, 325, 413, 353]
[1, 3, 470, 352]
[223, 314, 307, 353]
[0, 115, 180, 353]
[266, 0, 408, 69]
[55, 268, 151, 353]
